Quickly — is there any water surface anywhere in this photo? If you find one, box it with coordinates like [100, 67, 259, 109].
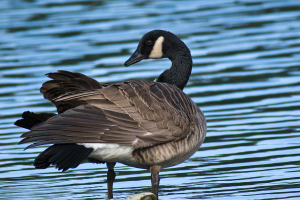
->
[1, 0, 300, 199]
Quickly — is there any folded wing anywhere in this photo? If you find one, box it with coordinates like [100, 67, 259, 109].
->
[20, 78, 199, 150]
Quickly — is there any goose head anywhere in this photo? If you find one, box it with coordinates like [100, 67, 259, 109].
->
[124, 30, 193, 90]
[124, 30, 170, 66]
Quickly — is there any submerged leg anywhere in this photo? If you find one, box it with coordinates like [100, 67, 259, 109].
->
[106, 162, 116, 199]
[150, 165, 161, 199]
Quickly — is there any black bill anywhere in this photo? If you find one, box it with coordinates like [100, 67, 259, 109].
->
[124, 46, 145, 67]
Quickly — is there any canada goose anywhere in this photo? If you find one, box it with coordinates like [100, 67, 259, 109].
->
[15, 30, 207, 199]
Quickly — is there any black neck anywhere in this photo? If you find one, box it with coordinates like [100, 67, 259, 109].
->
[156, 45, 192, 90]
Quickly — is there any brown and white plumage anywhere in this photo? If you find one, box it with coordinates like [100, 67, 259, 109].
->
[15, 30, 207, 199]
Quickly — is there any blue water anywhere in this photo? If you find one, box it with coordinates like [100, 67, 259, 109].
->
[1, 0, 300, 199]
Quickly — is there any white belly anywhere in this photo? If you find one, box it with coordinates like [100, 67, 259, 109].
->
[80, 143, 145, 168]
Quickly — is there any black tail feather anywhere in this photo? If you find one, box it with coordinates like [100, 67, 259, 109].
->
[34, 144, 94, 172]
[14, 111, 56, 130]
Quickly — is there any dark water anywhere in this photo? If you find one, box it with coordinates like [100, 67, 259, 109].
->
[1, 0, 300, 199]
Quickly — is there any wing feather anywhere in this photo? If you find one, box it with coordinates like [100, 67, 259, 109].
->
[21, 76, 200, 150]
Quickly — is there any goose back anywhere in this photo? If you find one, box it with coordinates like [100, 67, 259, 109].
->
[20, 78, 206, 169]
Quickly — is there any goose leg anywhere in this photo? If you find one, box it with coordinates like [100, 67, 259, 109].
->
[150, 165, 161, 199]
[106, 162, 116, 199]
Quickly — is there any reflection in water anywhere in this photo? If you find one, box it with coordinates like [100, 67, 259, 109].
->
[1, 0, 300, 199]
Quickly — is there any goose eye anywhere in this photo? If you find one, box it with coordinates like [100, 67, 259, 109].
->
[145, 40, 152, 45]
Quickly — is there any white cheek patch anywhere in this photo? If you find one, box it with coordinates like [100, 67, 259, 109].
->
[149, 36, 164, 58]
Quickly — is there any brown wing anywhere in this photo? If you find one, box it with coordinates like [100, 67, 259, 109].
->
[40, 70, 109, 113]
[20, 80, 200, 149]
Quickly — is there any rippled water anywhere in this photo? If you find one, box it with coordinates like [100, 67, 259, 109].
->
[1, 0, 300, 199]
